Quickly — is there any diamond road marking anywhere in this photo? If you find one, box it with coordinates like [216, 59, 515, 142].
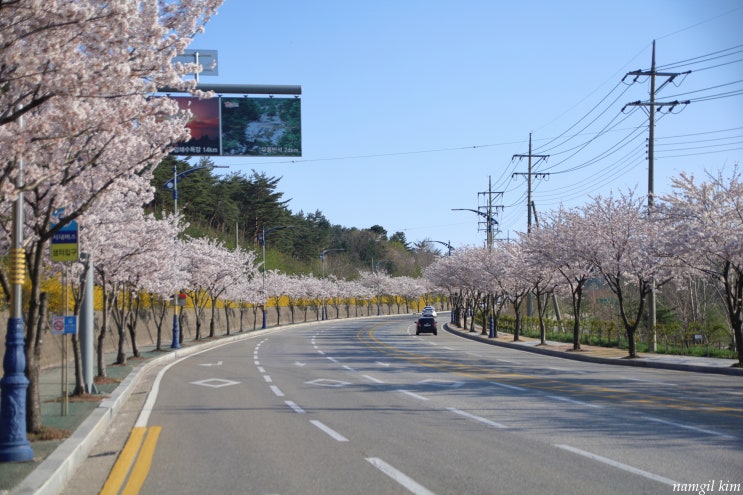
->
[305, 378, 351, 388]
[190, 378, 240, 388]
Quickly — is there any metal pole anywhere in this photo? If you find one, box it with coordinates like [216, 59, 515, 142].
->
[261, 226, 267, 329]
[647, 41, 658, 353]
[171, 164, 181, 349]
[80, 253, 97, 394]
[0, 115, 34, 462]
[321, 253, 326, 320]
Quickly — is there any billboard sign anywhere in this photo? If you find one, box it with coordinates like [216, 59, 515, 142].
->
[170, 96, 301, 157]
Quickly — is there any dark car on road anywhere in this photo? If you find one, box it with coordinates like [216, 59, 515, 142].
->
[416, 316, 437, 335]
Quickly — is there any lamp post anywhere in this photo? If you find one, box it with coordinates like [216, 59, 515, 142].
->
[164, 163, 228, 348]
[258, 225, 292, 328]
[0, 119, 34, 462]
[452, 208, 497, 251]
[319, 248, 343, 320]
[425, 240, 454, 256]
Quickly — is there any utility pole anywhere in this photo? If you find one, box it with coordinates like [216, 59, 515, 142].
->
[622, 40, 690, 353]
[478, 176, 504, 251]
[512, 133, 549, 317]
[512, 133, 549, 235]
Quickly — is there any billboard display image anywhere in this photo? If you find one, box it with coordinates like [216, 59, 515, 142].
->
[221, 97, 301, 157]
[171, 96, 221, 156]
[169, 96, 301, 157]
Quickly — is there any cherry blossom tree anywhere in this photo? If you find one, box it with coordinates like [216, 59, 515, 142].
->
[518, 232, 561, 345]
[582, 190, 674, 358]
[203, 246, 258, 336]
[525, 206, 594, 349]
[325, 275, 344, 319]
[497, 242, 532, 341]
[465, 246, 508, 336]
[358, 270, 389, 316]
[396, 276, 427, 314]
[181, 237, 257, 339]
[222, 267, 263, 333]
[423, 254, 464, 323]
[0, 0, 222, 433]
[658, 169, 743, 366]
[283, 274, 315, 323]
[263, 270, 290, 325]
[80, 181, 180, 368]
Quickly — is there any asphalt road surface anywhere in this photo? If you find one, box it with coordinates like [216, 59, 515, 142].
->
[63, 315, 743, 495]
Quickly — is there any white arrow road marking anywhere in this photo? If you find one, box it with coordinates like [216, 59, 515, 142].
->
[199, 360, 223, 367]
[376, 361, 391, 367]
[294, 361, 306, 367]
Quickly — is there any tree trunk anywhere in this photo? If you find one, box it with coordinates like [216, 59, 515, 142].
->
[209, 298, 217, 338]
[513, 297, 523, 341]
[127, 319, 139, 358]
[71, 334, 85, 395]
[536, 293, 547, 345]
[627, 328, 637, 358]
[97, 290, 109, 378]
[224, 305, 232, 335]
[571, 283, 584, 351]
[25, 291, 47, 434]
[116, 323, 127, 365]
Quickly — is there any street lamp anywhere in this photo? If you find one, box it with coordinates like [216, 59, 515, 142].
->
[0, 122, 33, 462]
[452, 208, 498, 251]
[425, 240, 455, 256]
[258, 225, 292, 328]
[319, 248, 343, 320]
[164, 163, 228, 348]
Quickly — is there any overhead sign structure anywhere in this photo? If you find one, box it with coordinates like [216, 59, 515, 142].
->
[173, 49, 219, 77]
[170, 96, 301, 157]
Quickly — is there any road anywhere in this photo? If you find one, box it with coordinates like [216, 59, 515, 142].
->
[64, 315, 743, 495]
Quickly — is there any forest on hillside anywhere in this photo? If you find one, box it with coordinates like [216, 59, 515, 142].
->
[148, 156, 440, 279]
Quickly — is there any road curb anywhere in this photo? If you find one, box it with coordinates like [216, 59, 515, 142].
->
[444, 324, 743, 376]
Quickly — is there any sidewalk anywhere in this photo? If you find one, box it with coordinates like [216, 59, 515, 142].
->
[2, 320, 741, 495]
[0, 344, 165, 495]
[444, 323, 743, 375]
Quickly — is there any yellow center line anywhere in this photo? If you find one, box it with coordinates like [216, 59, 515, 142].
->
[122, 426, 162, 495]
[100, 426, 161, 495]
[100, 427, 146, 495]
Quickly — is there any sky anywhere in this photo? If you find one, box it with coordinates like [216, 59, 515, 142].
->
[185, 0, 743, 251]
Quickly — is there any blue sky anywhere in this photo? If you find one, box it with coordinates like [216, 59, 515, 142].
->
[187, 0, 742, 250]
